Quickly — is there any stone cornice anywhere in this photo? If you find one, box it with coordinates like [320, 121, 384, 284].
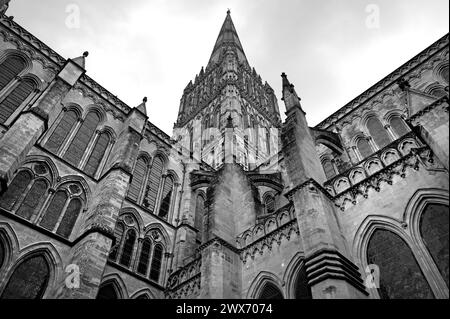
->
[316, 33, 449, 130]
[408, 95, 449, 123]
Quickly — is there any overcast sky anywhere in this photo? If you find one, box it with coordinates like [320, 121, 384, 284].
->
[7, 0, 449, 134]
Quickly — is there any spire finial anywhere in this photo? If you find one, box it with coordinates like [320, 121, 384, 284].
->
[83, 51, 89, 57]
[227, 8, 231, 15]
[143, 96, 147, 103]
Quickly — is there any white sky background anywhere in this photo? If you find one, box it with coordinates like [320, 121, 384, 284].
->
[7, 0, 449, 134]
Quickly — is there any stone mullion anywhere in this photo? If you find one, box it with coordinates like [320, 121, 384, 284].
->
[79, 129, 101, 170]
[384, 124, 397, 141]
[38, 106, 67, 147]
[95, 136, 115, 179]
[33, 187, 56, 225]
[168, 182, 179, 223]
[154, 174, 167, 217]
[58, 118, 83, 157]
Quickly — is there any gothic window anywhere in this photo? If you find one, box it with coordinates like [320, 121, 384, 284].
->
[294, 266, 311, 299]
[194, 194, 205, 242]
[39, 190, 68, 231]
[119, 229, 137, 268]
[44, 110, 78, 154]
[0, 55, 26, 92]
[144, 156, 164, 212]
[96, 282, 119, 299]
[149, 244, 163, 282]
[419, 204, 449, 287]
[158, 176, 173, 220]
[389, 115, 409, 138]
[0, 255, 50, 299]
[0, 170, 32, 210]
[56, 198, 82, 238]
[440, 64, 449, 84]
[265, 128, 271, 155]
[127, 156, 148, 202]
[258, 282, 283, 299]
[84, 132, 110, 177]
[366, 229, 434, 299]
[357, 138, 373, 160]
[16, 179, 48, 221]
[137, 238, 152, 276]
[109, 222, 124, 261]
[322, 159, 337, 180]
[63, 111, 100, 167]
[366, 117, 391, 149]
[264, 194, 275, 215]
[0, 78, 37, 124]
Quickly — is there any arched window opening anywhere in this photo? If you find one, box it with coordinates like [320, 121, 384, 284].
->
[39, 190, 68, 231]
[294, 266, 312, 299]
[137, 238, 152, 276]
[366, 117, 391, 149]
[1, 255, 50, 299]
[16, 179, 48, 221]
[389, 116, 409, 138]
[158, 177, 174, 219]
[357, 138, 372, 160]
[84, 132, 110, 177]
[264, 195, 275, 215]
[127, 156, 148, 202]
[322, 159, 336, 180]
[258, 282, 283, 299]
[63, 111, 100, 167]
[44, 110, 78, 154]
[109, 223, 124, 261]
[119, 229, 136, 268]
[0, 55, 26, 92]
[367, 229, 434, 299]
[149, 244, 163, 282]
[56, 198, 82, 238]
[0, 170, 32, 211]
[0, 78, 36, 124]
[419, 203, 449, 287]
[144, 156, 164, 212]
[96, 282, 119, 299]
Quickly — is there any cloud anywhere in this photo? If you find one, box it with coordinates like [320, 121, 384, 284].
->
[7, 0, 449, 133]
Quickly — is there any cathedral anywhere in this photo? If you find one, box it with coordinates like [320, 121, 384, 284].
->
[0, 1, 448, 299]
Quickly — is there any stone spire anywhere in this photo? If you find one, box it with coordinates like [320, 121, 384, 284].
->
[207, 10, 249, 68]
[281, 72, 303, 113]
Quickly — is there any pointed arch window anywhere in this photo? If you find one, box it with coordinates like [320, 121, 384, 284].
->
[428, 86, 447, 98]
[367, 229, 434, 299]
[63, 111, 100, 167]
[258, 282, 283, 299]
[149, 244, 163, 282]
[158, 176, 173, 219]
[96, 282, 119, 299]
[144, 156, 164, 212]
[44, 110, 78, 154]
[119, 229, 137, 268]
[127, 156, 148, 203]
[419, 203, 449, 287]
[84, 131, 110, 177]
[137, 238, 152, 276]
[109, 222, 124, 261]
[1, 254, 50, 299]
[366, 117, 391, 149]
[322, 159, 337, 180]
[0, 55, 26, 92]
[264, 194, 275, 215]
[0, 78, 37, 124]
[357, 138, 373, 160]
[389, 115, 409, 138]
[56, 198, 82, 238]
[0, 170, 32, 211]
[39, 190, 68, 231]
[16, 179, 48, 221]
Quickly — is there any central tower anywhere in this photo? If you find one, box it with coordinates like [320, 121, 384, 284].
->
[173, 10, 282, 170]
